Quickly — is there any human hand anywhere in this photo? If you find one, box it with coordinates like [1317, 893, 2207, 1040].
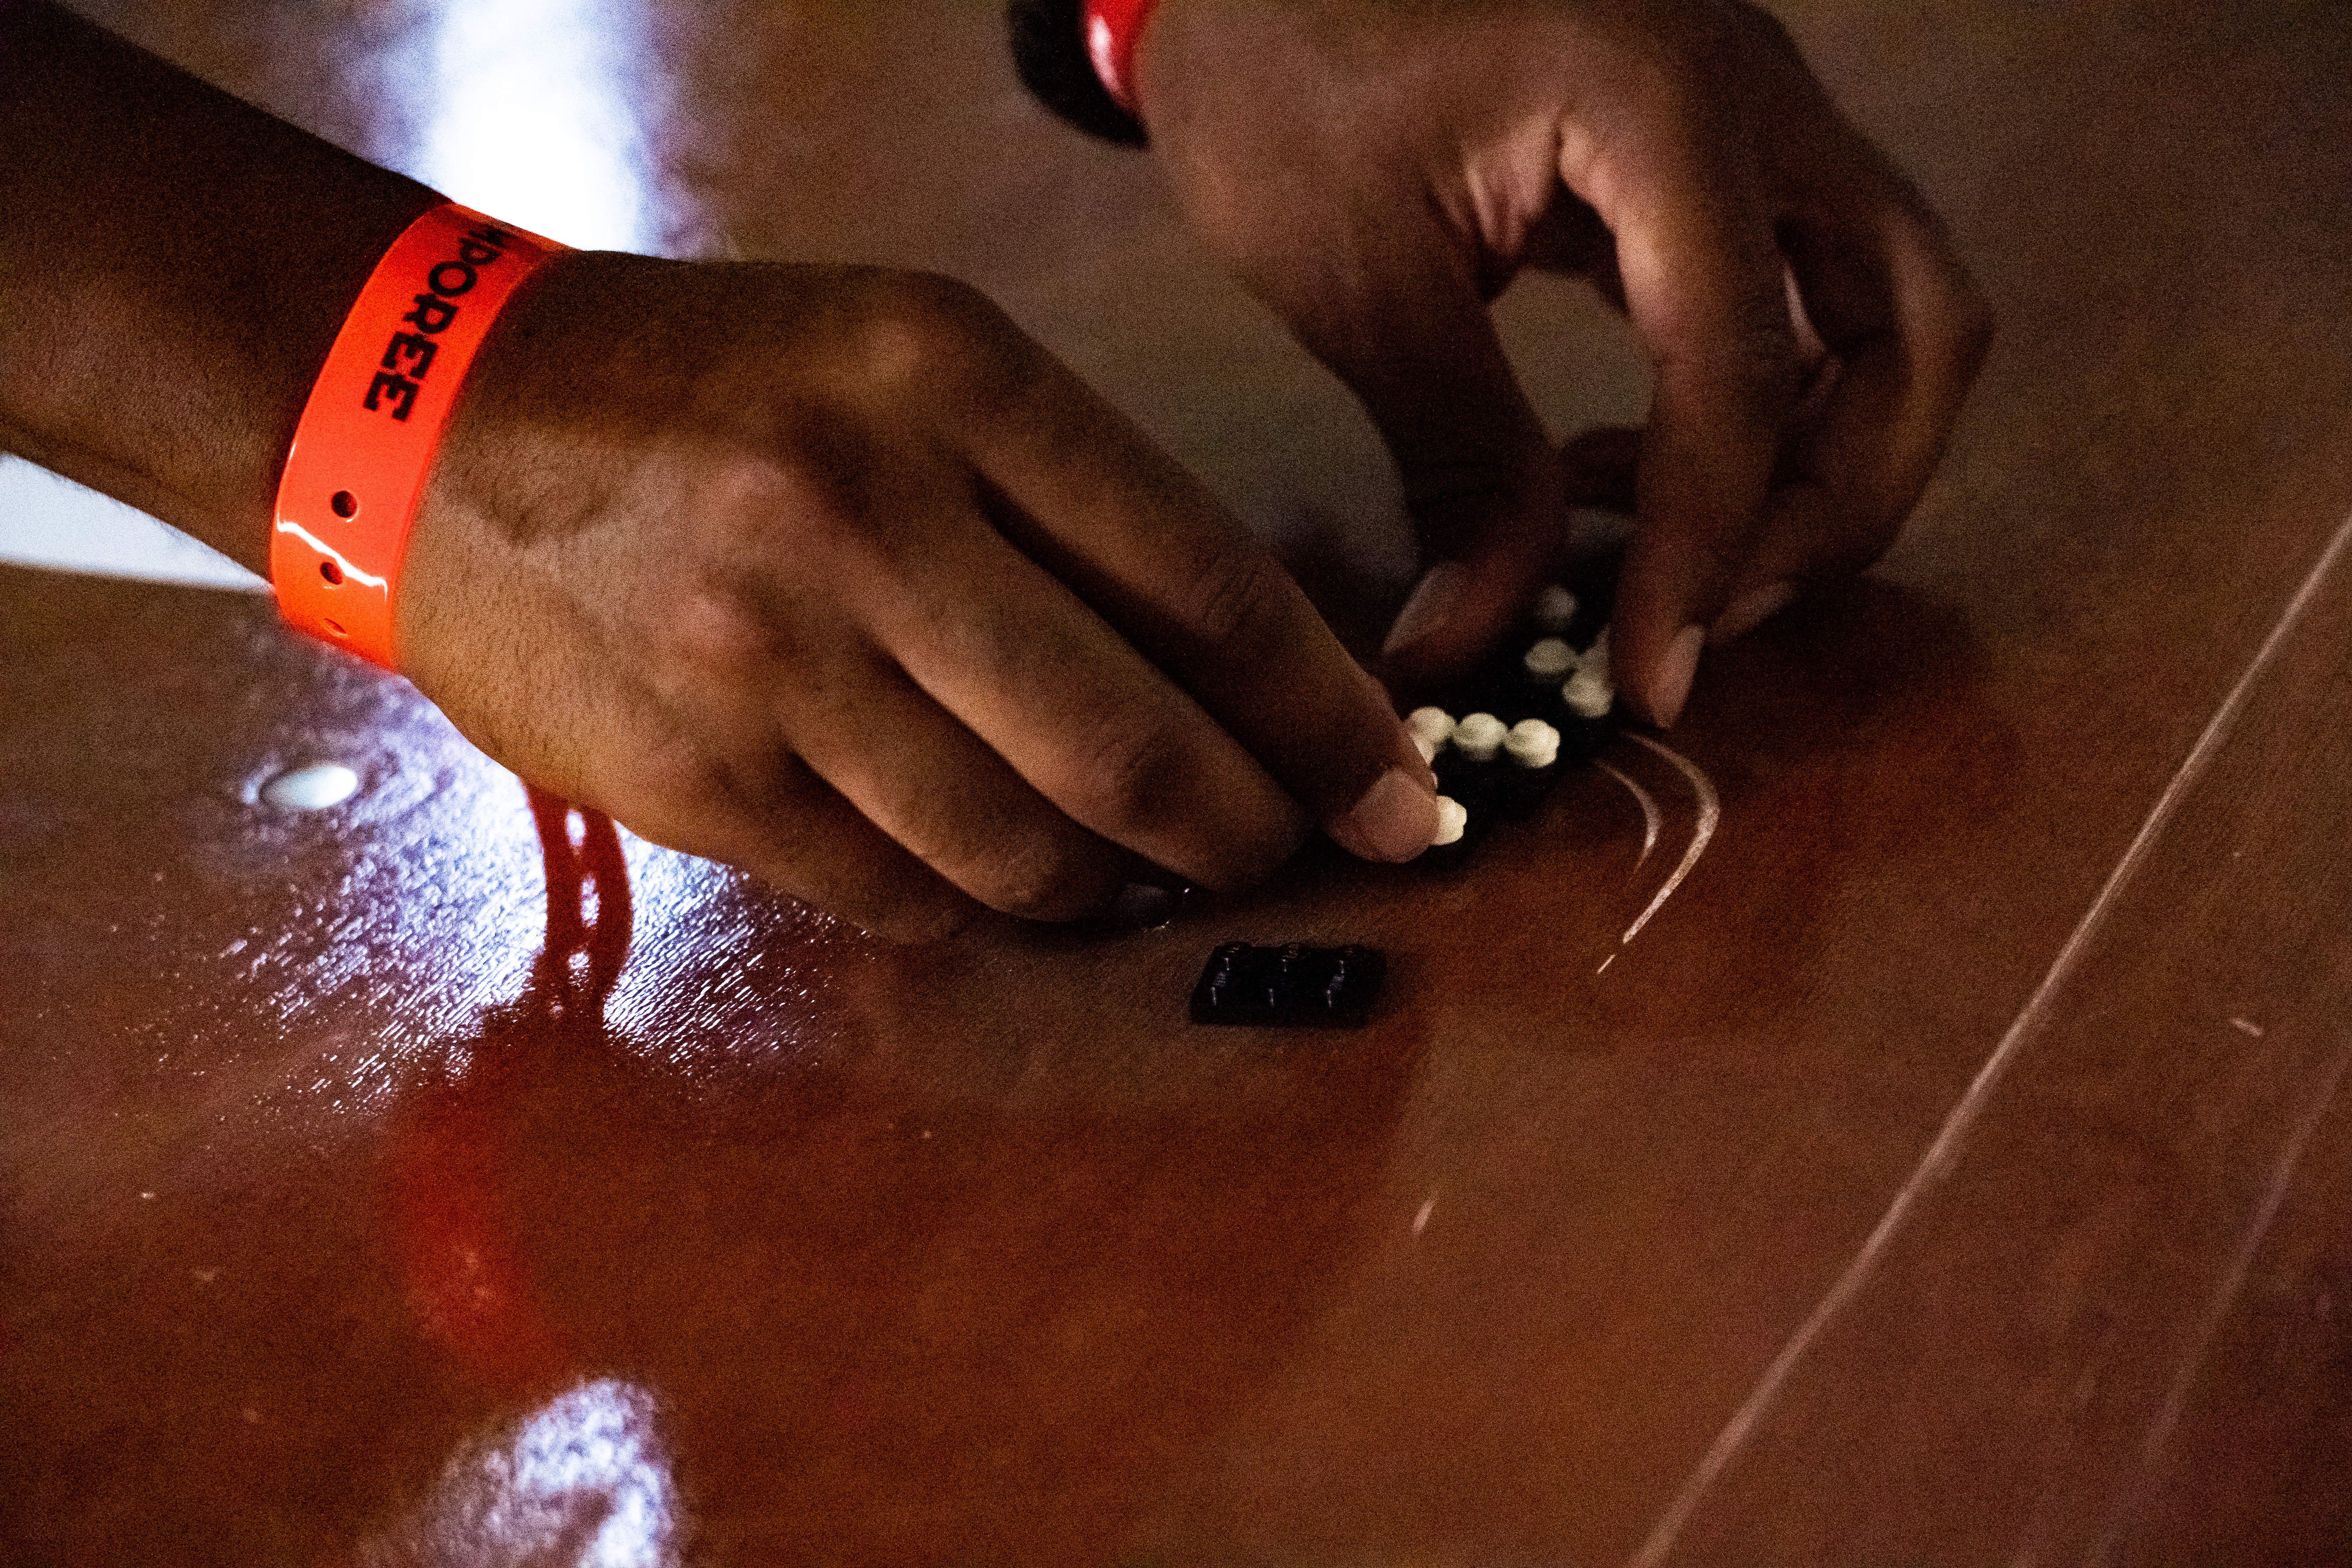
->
[396, 254, 1439, 940]
[1132, 0, 1992, 723]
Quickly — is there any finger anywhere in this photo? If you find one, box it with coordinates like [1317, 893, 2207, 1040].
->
[397, 518, 984, 944]
[923, 293, 1441, 862]
[1165, 169, 1567, 693]
[761, 632, 1153, 922]
[464, 635, 985, 944]
[565, 683, 989, 946]
[1569, 90, 1801, 726]
[1319, 240, 1564, 695]
[631, 505, 1166, 919]
[861, 489, 1345, 886]
[603, 738, 984, 946]
[1711, 179, 1994, 640]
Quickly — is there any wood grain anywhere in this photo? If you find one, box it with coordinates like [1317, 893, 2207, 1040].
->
[6, 2, 2352, 1562]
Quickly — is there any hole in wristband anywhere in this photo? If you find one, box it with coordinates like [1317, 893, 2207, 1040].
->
[324, 618, 347, 637]
[319, 560, 344, 585]
[330, 490, 358, 518]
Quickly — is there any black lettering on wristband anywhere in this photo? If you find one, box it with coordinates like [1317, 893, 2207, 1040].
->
[360, 221, 535, 417]
[365, 371, 422, 422]
[402, 293, 459, 334]
[381, 332, 439, 379]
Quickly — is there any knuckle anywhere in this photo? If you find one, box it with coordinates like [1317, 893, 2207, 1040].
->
[1078, 713, 1201, 833]
[1067, 713, 1296, 884]
[664, 574, 786, 681]
[829, 267, 1002, 403]
[875, 769, 1123, 924]
[691, 446, 842, 561]
[601, 735, 981, 942]
[1180, 544, 1298, 659]
[1649, 288, 1803, 416]
[670, 444, 902, 644]
[700, 444, 804, 521]
[1099, 726, 1301, 887]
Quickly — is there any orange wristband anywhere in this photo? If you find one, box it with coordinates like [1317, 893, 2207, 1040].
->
[270, 202, 566, 668]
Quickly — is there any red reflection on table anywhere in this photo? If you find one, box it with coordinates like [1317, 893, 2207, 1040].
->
[386, 786, 632, 1394]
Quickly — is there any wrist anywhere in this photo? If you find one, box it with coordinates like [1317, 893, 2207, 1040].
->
[0, 2, 440, 575]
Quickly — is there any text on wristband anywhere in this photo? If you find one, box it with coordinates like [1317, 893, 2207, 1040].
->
[362, 224, 519, 422]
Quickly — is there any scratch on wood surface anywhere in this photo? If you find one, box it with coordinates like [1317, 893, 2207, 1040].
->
[1618, 736, 1720, 947]
[1629, 503, 2352, 1568]
[1599, 762, 1663, 871]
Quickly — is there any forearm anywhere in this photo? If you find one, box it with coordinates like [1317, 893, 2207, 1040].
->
[0, 1, 439, 573]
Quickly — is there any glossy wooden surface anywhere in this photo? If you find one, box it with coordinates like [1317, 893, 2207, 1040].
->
[8, 2, 2352, 1562]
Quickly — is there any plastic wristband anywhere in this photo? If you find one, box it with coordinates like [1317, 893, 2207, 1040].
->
[270, 202, 566, 668]
[1084, 0, 1161, 114]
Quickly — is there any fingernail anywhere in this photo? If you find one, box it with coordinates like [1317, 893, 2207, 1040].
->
[1381, 562, 1468, 659]
[1328, 765, 1441, 863]
[1710, 579, 1795, 645]
[1647, 625, 1705, 729]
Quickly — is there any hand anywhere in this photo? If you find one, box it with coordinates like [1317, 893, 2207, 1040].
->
[397, 255, 1439, 941]
[1133, 0, 1993, 723]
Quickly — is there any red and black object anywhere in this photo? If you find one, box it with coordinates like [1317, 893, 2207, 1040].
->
[1005, 0, 1147, 147]
[1189, 941, 1387, 1028]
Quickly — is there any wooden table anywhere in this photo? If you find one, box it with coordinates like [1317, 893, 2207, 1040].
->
[7, 3, 2352, 1561]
